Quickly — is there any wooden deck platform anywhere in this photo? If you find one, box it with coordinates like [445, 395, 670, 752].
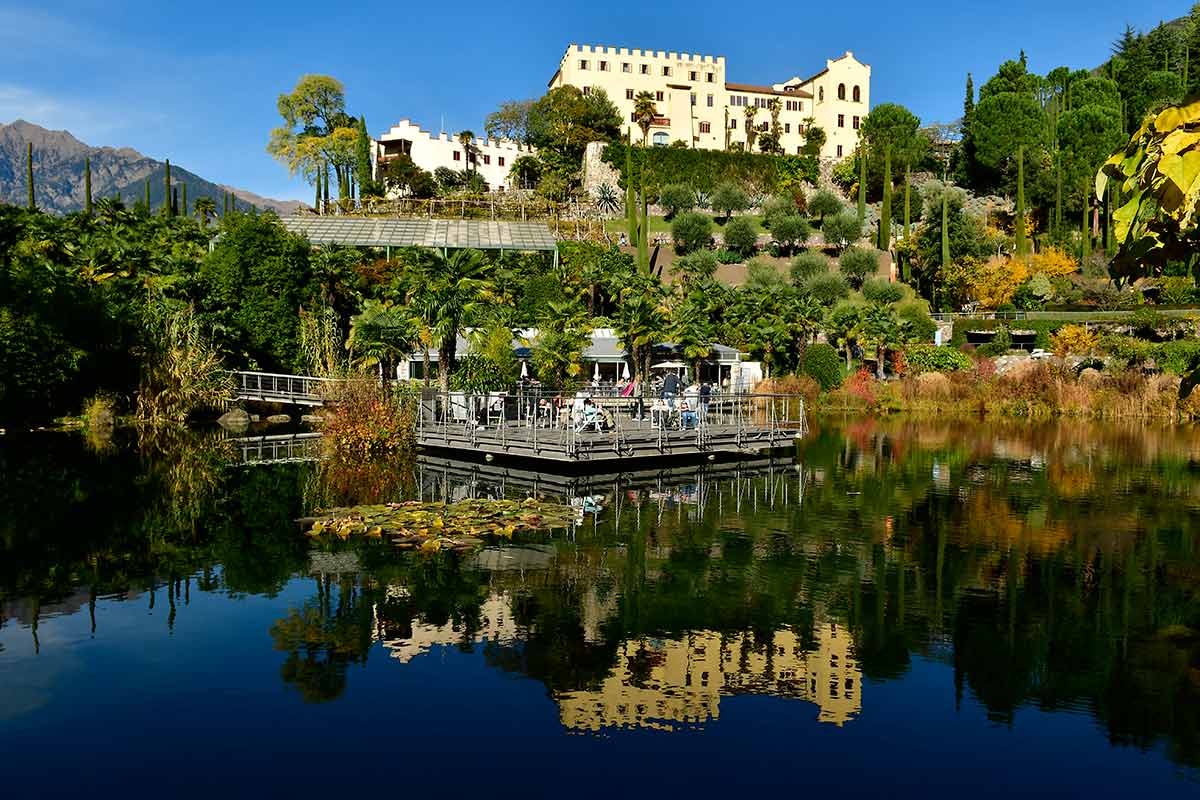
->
[416, 420, 803, 463]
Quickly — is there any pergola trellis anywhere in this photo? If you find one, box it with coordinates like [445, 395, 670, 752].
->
[278, 217, 560, 265]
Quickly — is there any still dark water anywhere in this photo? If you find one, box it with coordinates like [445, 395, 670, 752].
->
[2, 419, 1199, 797]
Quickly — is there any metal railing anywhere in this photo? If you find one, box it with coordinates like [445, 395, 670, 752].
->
[414, 388, 807, 460]
[231, 371, 337, 406]
[227, 433, 324, 465]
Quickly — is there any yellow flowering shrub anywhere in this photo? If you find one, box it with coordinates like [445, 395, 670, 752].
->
[1051, 324, 1099, 357]
[1029, 247, 1078, 278]
[971, 256, 1028, 309]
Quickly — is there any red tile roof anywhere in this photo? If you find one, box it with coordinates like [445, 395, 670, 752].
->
[724, 82, 813, 99]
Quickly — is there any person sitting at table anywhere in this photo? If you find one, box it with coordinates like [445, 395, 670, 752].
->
[680, 401, 698, 430]
[649, 398, 669, 428]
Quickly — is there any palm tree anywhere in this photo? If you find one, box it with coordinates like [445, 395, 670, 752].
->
[669, 300, 714, 377]
[743, 106, 760, 152]
[406, 247, 494, 393]
[193, 197, 216, 227]
[614, 288, 665, 384]
[530, 300, 592, 388]
[346, 299, 416, 384]
[457, 130, 477, 173]
[509, 155, 541, 190]
[633, 92, 658, 145]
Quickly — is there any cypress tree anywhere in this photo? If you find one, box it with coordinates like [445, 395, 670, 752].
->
[181, 183, 188, 218]
[164, 159, 173, 217]
[1014, 147, 1027, 258]
[902, 166, 911, 282]
[314, 170, 321, 213]
[637, 169, 649, 272]
[355, 115, 373, 198]
[172, 187, 179, 217]
[1080, 195, 1091, 262]
[958, 74, 976, 186]
[878, 146, 892, 250]
[26, 142, 35, 209]
[145, 179, 151, 212]
[84, 157, 93, 216]
[625, 137, 637, 246]
[857, 149, 867, 223]
[1054, 153, 1063, 232]
[940, 187, 950, 271]
[322, 167, 330, 212]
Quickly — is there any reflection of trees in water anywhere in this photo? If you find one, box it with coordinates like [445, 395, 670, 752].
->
[271, 575, 374, 703]
[0, 428, 309, 635]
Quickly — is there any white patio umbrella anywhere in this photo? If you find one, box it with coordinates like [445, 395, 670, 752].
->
[520, 360, 528, 378]
[651, 361, 687, 370]
[621, 362, 631, 380]
[593, 362, 601, 381]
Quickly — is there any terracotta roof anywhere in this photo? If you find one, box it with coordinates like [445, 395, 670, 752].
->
[724, 82, 812, 99]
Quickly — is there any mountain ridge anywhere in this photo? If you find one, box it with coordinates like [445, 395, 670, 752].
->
[0, 119, 304, 216]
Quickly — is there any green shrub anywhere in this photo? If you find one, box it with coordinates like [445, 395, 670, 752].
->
[808, 189, 844, 221]
[602, 139, 819, 197]
[905, 344, 973, 373]
[715, 248, 742, 264]
[977, 326, 1012, 357]
[791, 250, 831, 282]
[675, 249, 719, 282]
[801, 342, 843, 390]
[1155, 339, 1200, 374]
[772, 215, 810, 254]
[823, 209, 862, 251]
[897, 301, 937, 343]
[950, 318, 1065, 350]
[659, 183, 696, 218]
[802, 271, 850, 305]
[1160, 276, 1196, 305]
[711, 182, 750, 219]
[761, 195, 795, 230]
[671, 212, 713, 253]
[723, 216, 758, 257]
[838, 246, 879, 288]
[862, 277, 903, 304]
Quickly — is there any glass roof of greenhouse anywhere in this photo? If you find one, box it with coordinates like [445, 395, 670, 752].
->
[278, 217, 559, 252]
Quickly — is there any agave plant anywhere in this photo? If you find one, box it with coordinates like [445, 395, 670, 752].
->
[694, 190, 711, 210]
[1096, 98, 1200, 279]
[594, 183, 621, 215]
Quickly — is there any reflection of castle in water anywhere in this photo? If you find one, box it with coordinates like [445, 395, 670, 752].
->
[374, 590, 519, 664]
[558, 623, 860, 732]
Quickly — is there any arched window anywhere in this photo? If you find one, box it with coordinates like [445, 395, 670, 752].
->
[837, 83, 846, 101]
[818, 86, 824, 102]
[652, 131, 669, 147]
[852, 85, 861, 103]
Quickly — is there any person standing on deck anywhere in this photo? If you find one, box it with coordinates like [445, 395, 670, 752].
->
[662, 371, 680, 409]
[699, 381, 712, 421]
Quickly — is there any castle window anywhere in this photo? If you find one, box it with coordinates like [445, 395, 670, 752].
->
[662, 66, 671, 77]
[785, 123, 790, 133]
[819, 86, 824, 102]
[640, 63, 649, 74]
[582, 86, 591, 95]
[498, 157, 505, 167]
[837, 144, 843, 157]
[626, 89, 634, 100]
[689, 70, 698, 81]
[707, 94, 714, 107]
[579, 59, 589, 70]
[600, 61, 609, 71]
[852, 85, 861, 102]
[853, 115, 860, 129]
[690, 92, 696, 106]
[483, 154, 490, 165]
[837, 83, 846, 100]
[656, 90, 663, 101]
[838, 114, 845, 128]
[453, 151, 461, 161]
[622, 62, 631, 73]
[699, 121, 711, 133]
[706, 72, 714, 82]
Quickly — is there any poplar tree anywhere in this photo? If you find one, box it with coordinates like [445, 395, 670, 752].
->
[878, 146, 892, 250]
[857, 149, 867, 223]
[84, 157, 93, 216]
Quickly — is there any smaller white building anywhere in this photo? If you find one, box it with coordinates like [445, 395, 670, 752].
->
[374, 119, 535, 194]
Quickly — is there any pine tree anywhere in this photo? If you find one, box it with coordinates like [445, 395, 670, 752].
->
[1014, 147, 1027, 258]
[878, 146, 892, 250]
[164, 159, 173, 217]
[84, 157, 93, 216]
[26, 142, 35, 209]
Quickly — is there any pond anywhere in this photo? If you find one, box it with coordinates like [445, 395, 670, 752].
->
[1, 418, 1198, 796]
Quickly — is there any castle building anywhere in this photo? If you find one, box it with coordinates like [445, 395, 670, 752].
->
[548, 44, 870, 161]
[373, 119, 535, 194]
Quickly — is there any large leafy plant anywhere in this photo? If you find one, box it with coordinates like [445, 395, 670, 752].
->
[1096, 99, 1200, 278]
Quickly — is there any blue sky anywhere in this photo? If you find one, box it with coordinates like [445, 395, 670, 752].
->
[0, 1, 1188, 201]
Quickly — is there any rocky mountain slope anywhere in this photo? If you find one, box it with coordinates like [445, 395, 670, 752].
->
[0, 119, 303, 215]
